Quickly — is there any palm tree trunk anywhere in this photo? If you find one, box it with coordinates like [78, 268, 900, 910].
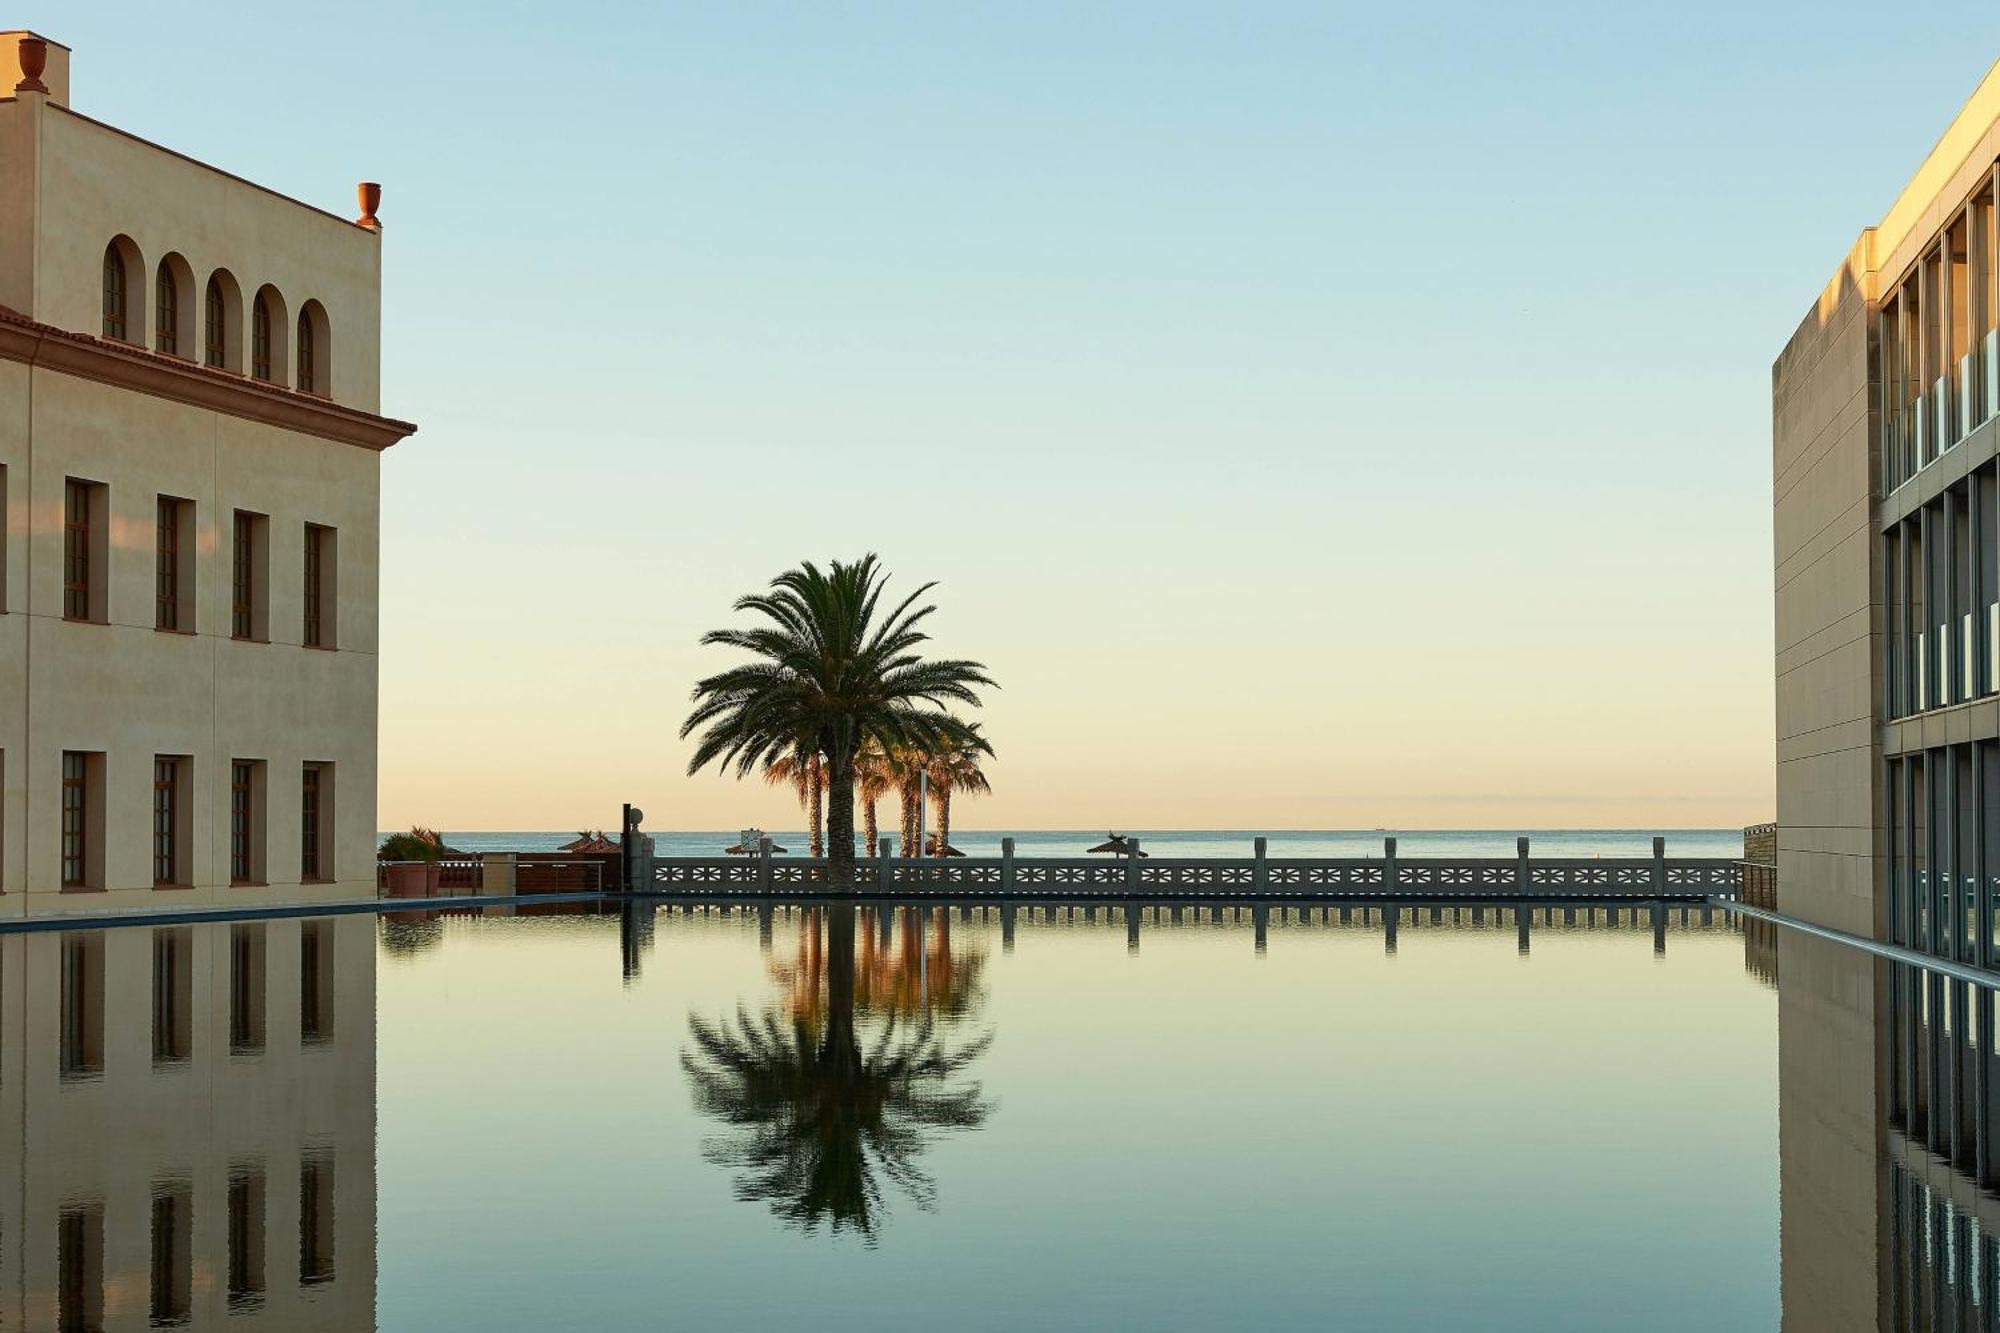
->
[863, 798, 878, 857]
[825, 754, 857, 889]
[899, 777, 919, 857]
[808, 754, 825, 858]
[938, 789, 952, 855]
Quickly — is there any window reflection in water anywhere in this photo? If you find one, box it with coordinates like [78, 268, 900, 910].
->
[0, 917, 373, 1329]
[1777, 920, 2000, 1330]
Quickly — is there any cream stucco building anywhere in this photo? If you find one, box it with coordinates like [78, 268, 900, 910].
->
[0, 32, 415, 916]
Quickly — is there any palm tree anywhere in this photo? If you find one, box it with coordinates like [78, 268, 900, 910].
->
[682, 903, 993, 1241]
[681, 556, 994, 888]
[855, 743, 895, 858]
[763, 748, 827, 857]
[924, 723, 991, 855]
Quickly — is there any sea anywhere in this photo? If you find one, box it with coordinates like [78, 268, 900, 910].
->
[409, 827, 1745, 859]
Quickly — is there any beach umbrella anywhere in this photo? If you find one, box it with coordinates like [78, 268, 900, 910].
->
[1085, 833, 1149, 858]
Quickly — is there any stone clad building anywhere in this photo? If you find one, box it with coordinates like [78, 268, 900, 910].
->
[1773, 60, 2000, 1328]
[0, 32, 415, 915]
[1774, 63, 2000, 941]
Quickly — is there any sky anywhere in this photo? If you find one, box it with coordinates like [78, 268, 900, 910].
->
[23, 3, 2000, 832]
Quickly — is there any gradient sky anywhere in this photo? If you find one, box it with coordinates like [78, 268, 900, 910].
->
[25, 3, 2000, 831]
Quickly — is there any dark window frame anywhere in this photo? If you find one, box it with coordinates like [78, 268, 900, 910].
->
[152, 756, 180, 886]
[102, 243, 127, 342]
[250, 294, 272, 381]
[63, 479, 92, 621]
[155, 262, 178, 356]
[60, 751, 87, 888]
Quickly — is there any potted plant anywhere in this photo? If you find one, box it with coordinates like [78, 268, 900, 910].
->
[378, 827, 446, 897]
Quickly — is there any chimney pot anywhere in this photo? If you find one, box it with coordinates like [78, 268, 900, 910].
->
[356, 181, 382, 230]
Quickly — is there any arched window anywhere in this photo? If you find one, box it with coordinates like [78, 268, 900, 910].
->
[204, 276, 226, 368]
[250, 293, 272, 381]
[102, 243, 127, 341]
[155, 261, 178, 356]
[296, 309, 316, 394]
[295, 301, 329, 397]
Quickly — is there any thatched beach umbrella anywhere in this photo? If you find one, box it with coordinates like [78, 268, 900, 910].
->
[725, 828, 789, 855]
[1086, 833, 1148, 858]
[923, 834, 966, 858]
[558, 830, 620, 854]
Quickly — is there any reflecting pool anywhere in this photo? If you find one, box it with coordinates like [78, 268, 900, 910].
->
[66, 897, 2000, 1328]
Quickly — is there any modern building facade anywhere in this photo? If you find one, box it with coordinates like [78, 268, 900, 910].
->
[1774, 63, 2000, 941]
[1773, 60, 2000, 1326]
[0, 32, 415, 915]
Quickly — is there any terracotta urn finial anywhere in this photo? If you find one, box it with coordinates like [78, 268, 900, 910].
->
[356, 181, 382, 230]
[15, 37, 48, 94]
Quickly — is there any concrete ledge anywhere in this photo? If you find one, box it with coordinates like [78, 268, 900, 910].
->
[0, 891, 612, 934]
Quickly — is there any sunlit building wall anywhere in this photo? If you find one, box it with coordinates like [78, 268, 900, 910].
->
[0, 31, 415, 916]
[1773, 63, 2000, 941]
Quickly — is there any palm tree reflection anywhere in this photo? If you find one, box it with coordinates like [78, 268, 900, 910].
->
[682, 903, 993, 1241]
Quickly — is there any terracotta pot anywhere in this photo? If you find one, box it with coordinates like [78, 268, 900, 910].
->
[381, 861, 439, 898]
[356, 181, 382, 227]
[16, 37, 47, 93]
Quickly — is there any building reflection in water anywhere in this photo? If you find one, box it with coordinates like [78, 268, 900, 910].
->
[1778, 924, 2000, 1330]
[681, 902, 993, 1244]
[0, 915, 375, 1331]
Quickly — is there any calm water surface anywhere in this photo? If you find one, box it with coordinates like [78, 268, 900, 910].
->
[8, 901, 1814, 1330]
[379, 901, 1778, 1330]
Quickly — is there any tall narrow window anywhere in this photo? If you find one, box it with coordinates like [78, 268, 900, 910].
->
[296, 309, 316, 394]
[231, 759, 264, 883]
[303, 524, 336, 649]
[227, 1169, 267, 1310]
[251, 293, 272, 381]
[155, 496, 193, 632]
[102, 242, 127, 341]
[149, 1181, 192, 1326]
[61, 751, 89, 888]
[299, 1154, 335, 1285]
[301, 764, 326, 881]
[155, 261, 179, 355]
[63, 479, 96, 622]
[204, 275, 226, 368]
[301, 919, 333, 1042]
[152, 928, 191, 1062]
[152, 756, 187, 886]
[232, 509, 268, 641]
[0, 463, 9, 614]
[230, 923, 267, 1053]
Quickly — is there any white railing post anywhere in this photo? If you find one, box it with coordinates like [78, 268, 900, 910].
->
[1001, 837, 1016, 894]
[1516, 836, 1530, 895]
[1127, 838, 1141, 892]
[1652, 836, 1666, 898]
[878, 837, 893, 890]
[1384, 836, 1398, 894]
[758, 837, 773, 893]
[1253, 836, 1268, 894]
